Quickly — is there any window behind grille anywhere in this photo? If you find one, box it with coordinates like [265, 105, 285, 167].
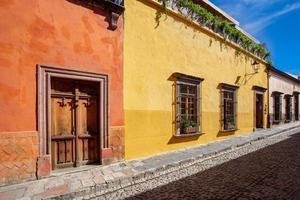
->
[274, 95, 281, 121]
[175, 77, 202, 136]
[179, 84, 197, 128]
[285, 96, 292, 121]
[295, 94, 299, 121]
[220, 86, 237, 131]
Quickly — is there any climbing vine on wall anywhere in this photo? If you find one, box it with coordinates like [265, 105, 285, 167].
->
[158, 0, 271, 61]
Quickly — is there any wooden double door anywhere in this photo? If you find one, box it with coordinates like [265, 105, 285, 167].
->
[51, 77, 100, 169]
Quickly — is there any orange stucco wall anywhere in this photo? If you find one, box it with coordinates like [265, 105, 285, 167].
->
[0, 0, 123, 130]
[0, 0, 123, 185]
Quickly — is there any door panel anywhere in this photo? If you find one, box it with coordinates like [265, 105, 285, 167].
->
[83, 139, 89, 160]
[65, 140, 73, 163]
[58, 141, 66, 164]
[51, 97, 74, 137]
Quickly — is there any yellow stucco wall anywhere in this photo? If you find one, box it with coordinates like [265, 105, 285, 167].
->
[124, 0, 268, 160]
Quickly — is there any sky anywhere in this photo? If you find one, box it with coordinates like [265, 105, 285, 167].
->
[211, 0, 300, 75]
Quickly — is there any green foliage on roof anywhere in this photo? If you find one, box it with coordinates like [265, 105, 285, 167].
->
[159, 0, 271, 61]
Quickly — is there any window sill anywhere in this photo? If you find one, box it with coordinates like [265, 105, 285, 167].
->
[219, 129, 238, 133]
[272, 120, 281, 124]
[174, 132, 202, 138]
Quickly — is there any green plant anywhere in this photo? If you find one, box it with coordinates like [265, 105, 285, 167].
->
[226, 116, 235, 124]
[267, 60, 273, 66]
[158, 0, 168, 13]
[158, 0, 271, 61]
[264, 51, 271, 59]
[182, 116, 197, 128]
[235, 49, 242, 57]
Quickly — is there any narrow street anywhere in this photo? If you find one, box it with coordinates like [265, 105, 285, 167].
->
[126, 133, 300, 200]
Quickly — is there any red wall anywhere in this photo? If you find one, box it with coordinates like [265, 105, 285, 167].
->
[0, 0, 123, 185]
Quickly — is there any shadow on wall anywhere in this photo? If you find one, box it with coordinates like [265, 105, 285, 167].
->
[66, 0, 111, 29]
[235, 56, 266, 86]
[168, 134, 201, 145]
[217, 130, 235, 137]
[155, 9, 168, 29]
[234, 70, 256, 86]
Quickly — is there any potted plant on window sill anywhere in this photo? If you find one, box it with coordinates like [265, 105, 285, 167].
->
[224, 116, 236, 131]
[182, 117, 197, 134]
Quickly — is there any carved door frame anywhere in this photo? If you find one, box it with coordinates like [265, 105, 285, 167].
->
[37, 65, 109, 166]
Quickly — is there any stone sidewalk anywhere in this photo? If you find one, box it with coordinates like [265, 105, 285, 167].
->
[1, 122, 300, 200]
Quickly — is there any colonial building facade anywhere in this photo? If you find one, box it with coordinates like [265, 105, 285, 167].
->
[0, 0, 124, 186]
[268, 67, 300, 126]
[124, 0, 269, 160]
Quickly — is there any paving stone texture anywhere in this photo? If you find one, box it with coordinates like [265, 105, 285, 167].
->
[0, 122, 300, 200]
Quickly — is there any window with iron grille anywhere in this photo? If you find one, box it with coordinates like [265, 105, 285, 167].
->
[274, 94, 281, 121]
[176, 79, 201, 136]
[221, 87, 237, 131]
[295, 94, 299, 121]
[285, 96, 292, 121]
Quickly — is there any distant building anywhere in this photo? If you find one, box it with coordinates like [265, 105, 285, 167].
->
[268, 67, 300, 126]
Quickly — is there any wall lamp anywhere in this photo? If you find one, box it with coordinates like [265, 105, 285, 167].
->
[252, 60, 260, 73]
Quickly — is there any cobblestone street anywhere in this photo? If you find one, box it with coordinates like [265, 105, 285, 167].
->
[126, 132, 300, 200]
